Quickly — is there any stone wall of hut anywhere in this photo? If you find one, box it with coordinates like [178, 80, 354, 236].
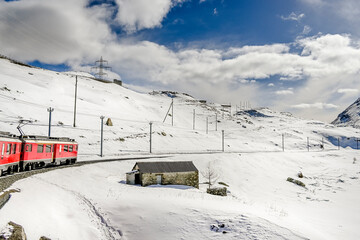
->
[141, 171, 199, 188]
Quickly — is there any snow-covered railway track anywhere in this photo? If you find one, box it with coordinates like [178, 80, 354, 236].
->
[0, 155, 169, 192]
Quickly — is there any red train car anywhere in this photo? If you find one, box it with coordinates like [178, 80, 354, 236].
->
[0, 132, 21, 175]
[0, 133, 78, 176]
[53, 140, 78, 165]
[20, 135, 78, 170]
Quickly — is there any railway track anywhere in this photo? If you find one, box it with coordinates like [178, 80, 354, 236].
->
[0, 155, 170, 193]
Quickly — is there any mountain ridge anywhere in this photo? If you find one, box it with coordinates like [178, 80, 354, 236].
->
[332, 97, 360, 128]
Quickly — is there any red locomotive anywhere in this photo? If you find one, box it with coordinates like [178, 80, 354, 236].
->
[0, 131, 78, 176]
[0, 133, 21, 175]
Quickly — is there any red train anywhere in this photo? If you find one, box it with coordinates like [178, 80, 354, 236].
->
[0, 131, 78, 176]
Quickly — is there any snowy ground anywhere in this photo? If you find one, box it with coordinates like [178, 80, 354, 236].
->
[1, 57, 360, 239]
[1, 152, 359, 240]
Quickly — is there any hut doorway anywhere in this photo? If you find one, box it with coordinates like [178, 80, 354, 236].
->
[156, 175, 162, 185]
[135, 173, 140, 184]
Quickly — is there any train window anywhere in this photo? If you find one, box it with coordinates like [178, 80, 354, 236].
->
[13, 144, 16, 154]
[64, 145, 68, 152]
[59, 145, 62, 152]
[25, 144, 32, 152]
[7, 144, 11, 155]
[46, 145, 51, 153]
[37, 145, 44, 153]
[69, 145, 73, 152]
[1, 143, 4, 157]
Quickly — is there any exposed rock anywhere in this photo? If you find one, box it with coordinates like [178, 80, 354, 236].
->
[287, 177, 306, 188]
[207, 187, 227, 196]
[332, 97, 360, 128]
[6, 222, 27, 240]
[39, 237, 51, 240]
[105, 118, 113, 126]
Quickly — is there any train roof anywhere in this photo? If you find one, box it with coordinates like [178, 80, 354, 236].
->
[0, 131, 21, 142]
[21, 135, 77, 143]
[0, 131, 17, 138]
[0, 132, 77, 144]
[0, 137, 22, 142]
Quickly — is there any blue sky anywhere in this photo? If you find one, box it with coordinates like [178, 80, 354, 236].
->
[145, 0, 299, 46]
[1, 0, 360, 122]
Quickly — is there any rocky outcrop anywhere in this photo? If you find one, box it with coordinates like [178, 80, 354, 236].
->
[332, 97, 360, 127]
[0, 222, 51, 240]
[207, 187, 227, 196]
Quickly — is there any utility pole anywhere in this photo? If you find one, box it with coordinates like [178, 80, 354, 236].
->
[215, 113, 218, 131]
[47, 107, 54, 137]
[206, 117, 208, 134]
[355, 138, 360, 150]
[73, 75, 78, 127]
[193, 109, 195, 130]
[172, 98, 174, 126]
[100, 116, 104, 157]
[282, 134, 285, 152]
[222, 130, 225, 152]
[163, 99, 174, 125]
[149, 122, 153, 153]
[307, 137, 310, 152]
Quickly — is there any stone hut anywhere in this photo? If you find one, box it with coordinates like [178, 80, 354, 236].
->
[126, 161, 199, 188]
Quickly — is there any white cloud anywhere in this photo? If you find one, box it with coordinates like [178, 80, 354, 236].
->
[268, 83, 275, 87]
[300, 0, 360, 29]
[291, 102, 338, 109]
[276, 90, 294, 95]
[302, 25, 312, 35]
[0, 0, 114, 64]
[281, 12, 305, 21]
[300, 0, 324, 5]
[114, 0, 185, 32]
[337, 88, 359, 94]
[213, 8, 218, 15]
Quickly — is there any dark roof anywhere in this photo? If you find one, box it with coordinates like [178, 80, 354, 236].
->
[133, 161, 198, 173]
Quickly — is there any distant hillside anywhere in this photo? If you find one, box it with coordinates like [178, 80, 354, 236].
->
[1, 55, 360, 156]
[332, 97, 360, 128]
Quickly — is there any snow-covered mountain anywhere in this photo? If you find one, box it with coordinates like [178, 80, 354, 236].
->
[0, 56, 360, 240]
[332, 97, 360, 128]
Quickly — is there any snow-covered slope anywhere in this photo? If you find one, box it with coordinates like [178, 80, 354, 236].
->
[1, 57, 360, 240]
[332, 97, 360, 128]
